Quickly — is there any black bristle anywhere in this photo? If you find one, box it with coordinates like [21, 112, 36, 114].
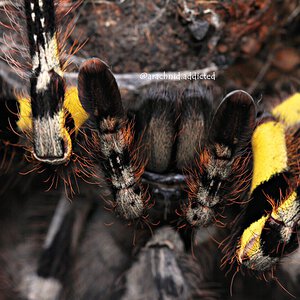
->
[209, 90, 256, 157]
[78, 58, 124, 123]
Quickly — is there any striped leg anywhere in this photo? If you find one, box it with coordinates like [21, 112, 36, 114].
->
[185, 90, 256, 227]
[24, 0, 72, 164]
[231, 95, 300, 272]
[78, 58, 145, 220]
[24, 194, 92, 300]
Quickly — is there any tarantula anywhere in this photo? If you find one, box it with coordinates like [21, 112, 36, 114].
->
[0, 1, 300, 299]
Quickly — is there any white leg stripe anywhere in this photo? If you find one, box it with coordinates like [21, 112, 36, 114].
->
[23, 274, 62, 300]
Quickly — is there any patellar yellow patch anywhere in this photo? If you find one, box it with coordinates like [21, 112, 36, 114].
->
[16, 87, 89, 134]
[272, 93, 300, 126]
[251, 121, 288, 192]
[237, 215, 268, 263]
[64, 86, 89, 130]
[17, 96, 32, 131]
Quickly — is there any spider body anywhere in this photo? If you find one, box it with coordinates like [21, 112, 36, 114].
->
[130, 84, 212, 224]
[1, 1, 300, 299]
[77, 58, 257, 231]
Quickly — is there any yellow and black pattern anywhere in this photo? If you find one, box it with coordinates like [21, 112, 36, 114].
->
[23, 0, 88, 165]
[1, 0, 300, 298]
[229, 93, 300, 272]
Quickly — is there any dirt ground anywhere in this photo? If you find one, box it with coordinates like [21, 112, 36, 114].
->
[0, 0, 299, 97]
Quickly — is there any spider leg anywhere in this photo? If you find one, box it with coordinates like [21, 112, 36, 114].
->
[23, 0, 72, 165]
[186, 90, 256, 227]
[24, 193, 92, 300]
[78, 58, 145, 220]
[226, 95, 300, 272]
